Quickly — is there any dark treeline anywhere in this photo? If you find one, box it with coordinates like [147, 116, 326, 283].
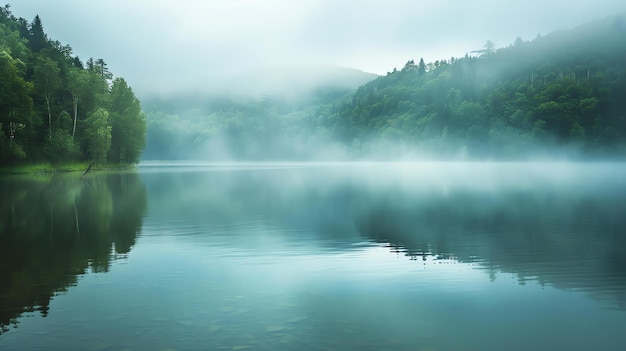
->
[0, 5, 146, 165]
[144, 14, 626, 161]
[333, 14, 626, 158]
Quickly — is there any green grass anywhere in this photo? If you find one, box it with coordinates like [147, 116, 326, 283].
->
[0, 162, 136, 175]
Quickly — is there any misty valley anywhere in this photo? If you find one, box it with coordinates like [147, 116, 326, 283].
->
[141, 15, 626, 162]
[3, 3, 626, 351]
[1, 162, 626, 350]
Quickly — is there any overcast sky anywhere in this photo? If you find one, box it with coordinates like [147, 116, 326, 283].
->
[9, 0, 626, 96]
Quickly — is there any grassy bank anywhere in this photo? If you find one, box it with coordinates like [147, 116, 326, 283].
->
[0, 162, 136, 175]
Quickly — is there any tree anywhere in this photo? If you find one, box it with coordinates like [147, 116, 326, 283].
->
[84, 57, 110, 107]
[84, 108, 111, 163]
[44, 126, 76, 163]
[67, 67, 89, 139]
[108, 78, 146, 163]
[33, 57, 61, 139]
[90, 58, 112, 83]
[27, 15, 48, 52]
[471, 40, 496, 57]
[418, 57, 426, 75]
[0, 7, 147, 165]
[484, 40, 495, 54]
[0, 20, 28, 62]
[402, 60, 416, 72]
[0, 50, 33, 161]
[80, 68, 109, 115]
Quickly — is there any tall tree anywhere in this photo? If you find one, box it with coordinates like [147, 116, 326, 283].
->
[418, 57, 426, 75]
[67, 67, 88, 139]
[483, 40, 495, 55]
[84, 108, 111, 163]
[94, 58, 112, 82]
[27, 15, 47, 52]
[33, 57, 61, 139]
[108, 78, 146, 163]
[0, 51, 33, 160]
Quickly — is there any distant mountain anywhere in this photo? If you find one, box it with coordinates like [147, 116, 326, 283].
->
[331, 13, 626, 159]
[143, 14, 626, 161]
[142, 65, 377, 112]
[141, 66, 376, 161]
[219, 65, 379, 99]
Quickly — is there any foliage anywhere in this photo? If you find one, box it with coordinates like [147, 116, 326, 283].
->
[142, 14, 626, 161]
[0, 5, 146, 165]
[83, 108, 111, 163]
[331, 15, 626, 158]
[108, 78, 146, 163]
[141, 84, 363, 160]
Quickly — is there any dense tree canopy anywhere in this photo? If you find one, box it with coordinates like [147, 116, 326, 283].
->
[332, 15, 626, 158]
[0, 5, 146, 165]
[142, 14, 626, 161]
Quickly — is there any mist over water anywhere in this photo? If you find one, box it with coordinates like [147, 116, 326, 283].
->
[2, 162, 626, 350]
[4, 1, 626, 349]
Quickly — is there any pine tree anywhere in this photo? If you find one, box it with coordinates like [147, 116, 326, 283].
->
[27, 15, 48, 52]
[418, 58, 426, 75]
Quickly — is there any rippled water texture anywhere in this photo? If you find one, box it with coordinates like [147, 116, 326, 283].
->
[1, 162, 626, 350]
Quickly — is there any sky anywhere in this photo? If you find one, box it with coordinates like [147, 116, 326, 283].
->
[9, 0, 626, 96]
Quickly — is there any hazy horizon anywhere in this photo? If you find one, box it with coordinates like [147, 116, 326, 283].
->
[9, 0, 626, 96]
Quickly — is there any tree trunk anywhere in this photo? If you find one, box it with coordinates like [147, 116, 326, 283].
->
[45, 94, 52, 140]
[72, 93, 78, 139]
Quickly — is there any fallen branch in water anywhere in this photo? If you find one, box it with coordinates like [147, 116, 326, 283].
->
[82, 161, 95, 177]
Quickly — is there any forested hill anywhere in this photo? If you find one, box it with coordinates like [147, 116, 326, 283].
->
[142, 14, 626, 161]
[142, 67, 376, 161]
[333, 14, 626, 159]
[0, 5, 146, 165]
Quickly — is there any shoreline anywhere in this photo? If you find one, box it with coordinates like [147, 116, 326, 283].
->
[0, 162, 136, 176]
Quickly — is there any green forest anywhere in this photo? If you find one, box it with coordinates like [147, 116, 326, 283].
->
[333, 15, 626, 159]
[144, 13, 626, 160]
[5, 3, 623, 163]
[0, 5, 146, 166]
[142, 68, 376, 160]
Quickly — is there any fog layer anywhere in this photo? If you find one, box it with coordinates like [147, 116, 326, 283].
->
[142, 15, 626, 161]
[10, 0, 626, 95]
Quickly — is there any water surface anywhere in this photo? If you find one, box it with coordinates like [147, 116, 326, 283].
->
[1, 162, 626, 350]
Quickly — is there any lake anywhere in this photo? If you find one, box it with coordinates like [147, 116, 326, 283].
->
[1, 162, 626, 351]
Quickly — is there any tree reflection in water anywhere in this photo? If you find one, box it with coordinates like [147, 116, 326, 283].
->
[0, 172, 147, 334]
[356, 185, 626, 309]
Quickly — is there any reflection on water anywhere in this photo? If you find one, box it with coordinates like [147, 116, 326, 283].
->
[354, 170, 626, 309]
[0, 172, 147, 335]
[143, 162, 626, 307]
[1, 162, 626, 350]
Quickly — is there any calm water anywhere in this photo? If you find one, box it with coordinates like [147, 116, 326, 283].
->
[1, 162, 626, 351]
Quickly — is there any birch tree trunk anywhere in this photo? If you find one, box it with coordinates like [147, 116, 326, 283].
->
[72, 92, 78, 139]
